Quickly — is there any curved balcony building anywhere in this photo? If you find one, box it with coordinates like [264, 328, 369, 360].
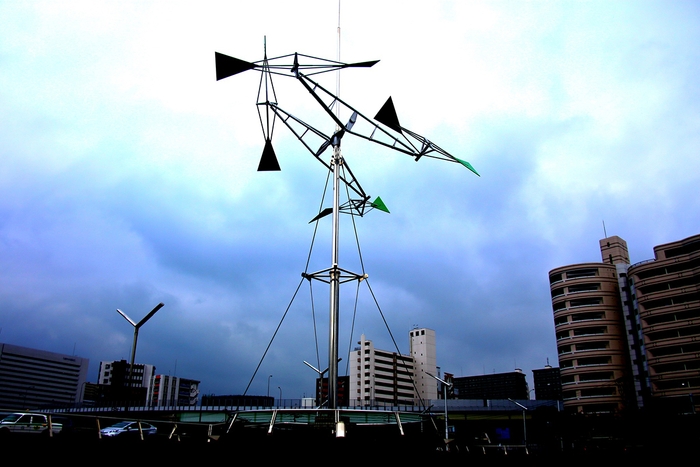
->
[549, 238, 634, 414]
[629, 233, 700, 412]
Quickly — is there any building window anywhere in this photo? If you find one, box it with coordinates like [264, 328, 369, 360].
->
[575, 341, 608, 351]
[573, 326, 607, 337]
[551, 287, 565, 298]
[566, 268, 598, 279]
[569, 297, 603, 308]
[558, 345, 572, 355]
[554, 316, 568, 326]
[568, 284, 601, 294]
[571, 312, 605, 322]
[578, 372, 613, 382]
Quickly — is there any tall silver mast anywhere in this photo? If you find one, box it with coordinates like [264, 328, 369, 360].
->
[328, 144, 342, 409]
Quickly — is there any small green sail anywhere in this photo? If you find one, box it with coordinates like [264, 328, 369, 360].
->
[456, 157, 480, 177]
[371, 197, 390, 213]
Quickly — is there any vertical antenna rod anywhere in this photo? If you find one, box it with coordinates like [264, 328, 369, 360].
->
[336, 1, 341, 122]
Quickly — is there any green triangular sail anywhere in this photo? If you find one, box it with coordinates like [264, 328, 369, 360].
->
[370, 197, 390, 213]
[456, 158, 480, 176]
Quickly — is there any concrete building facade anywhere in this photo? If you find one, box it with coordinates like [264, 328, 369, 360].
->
[532, 365, 562, 401]
[96, 360, 155, 405]
[452, 370, 529, 400]
[550, 233, 700, 414]
[316, 376, 349, 407]
[410, 328, 438, 401]
[628, 233, 700, 412]
[348, 328, 437, 406]
[97, 360, 155, 388]
[549, 236, 634, 414]
[147, 375, 200, 407]
[0, 343, 89, 409]
[349, 334, 416, 405]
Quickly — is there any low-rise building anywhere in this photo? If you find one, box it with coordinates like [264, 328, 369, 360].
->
[147, 375, 200, 407]
[452, 369, 530, 400]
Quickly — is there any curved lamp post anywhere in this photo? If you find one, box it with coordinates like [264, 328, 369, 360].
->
[426, 372, 453, 448]
[508, 398, 529, 449]
[116, 302, 164, 388]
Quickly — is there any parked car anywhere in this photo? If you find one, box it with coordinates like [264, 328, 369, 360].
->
[100, 421, 157, 438]
[0, 413, 62, 436]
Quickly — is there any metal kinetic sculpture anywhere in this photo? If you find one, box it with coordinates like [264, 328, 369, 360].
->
[215, 42, 479, 411]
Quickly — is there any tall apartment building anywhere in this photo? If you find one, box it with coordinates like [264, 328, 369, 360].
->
[628, 233, 700, 412]
[0, 343, 89, 409]
[350, 334, 416, 405]
[147, 375, 200, 407]
[349, 328, 437, 406]
[549, 236, 635, 414]
[549, 233, 700, 414]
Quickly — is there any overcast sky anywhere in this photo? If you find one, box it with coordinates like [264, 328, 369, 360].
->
[1, 1, 699, 400]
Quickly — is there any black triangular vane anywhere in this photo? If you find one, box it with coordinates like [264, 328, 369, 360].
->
[374, 97, 402, 134]
[215, 52, 256, 81]
[343, 60, 380, 69]
[258, 139, 281, 171]
[309, 208, 333, 223]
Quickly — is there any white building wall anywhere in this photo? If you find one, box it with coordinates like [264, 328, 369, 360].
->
[98, 360, 154, 388]
[349, 333, 419, 406]
[0, 343, 89, 409]
[410, 328, 438, 401]
[147, 375, 200, 407]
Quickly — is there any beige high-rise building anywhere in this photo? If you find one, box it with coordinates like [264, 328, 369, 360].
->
[628, 233, 700, 412]
[550, 233, 700, 414]
[549, 236, 634, 414]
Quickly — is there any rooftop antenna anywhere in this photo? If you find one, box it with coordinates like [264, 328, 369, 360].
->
[336, 1, 341, 122]
[603, 220, 608, 238]
[215, 28, 479, 413]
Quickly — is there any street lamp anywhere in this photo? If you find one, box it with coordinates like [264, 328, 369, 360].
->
[116, 302, 164, 388]
[278, 386, 282, 406]
[426, 372, 452, 448]
[303, 359, 341, 408]
[508, 398, 528, 449]
[267, 374, 272, 398]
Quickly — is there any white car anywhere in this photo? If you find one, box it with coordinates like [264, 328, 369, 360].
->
[100, 421, 157, 438]
[0, 413, 62, 436]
